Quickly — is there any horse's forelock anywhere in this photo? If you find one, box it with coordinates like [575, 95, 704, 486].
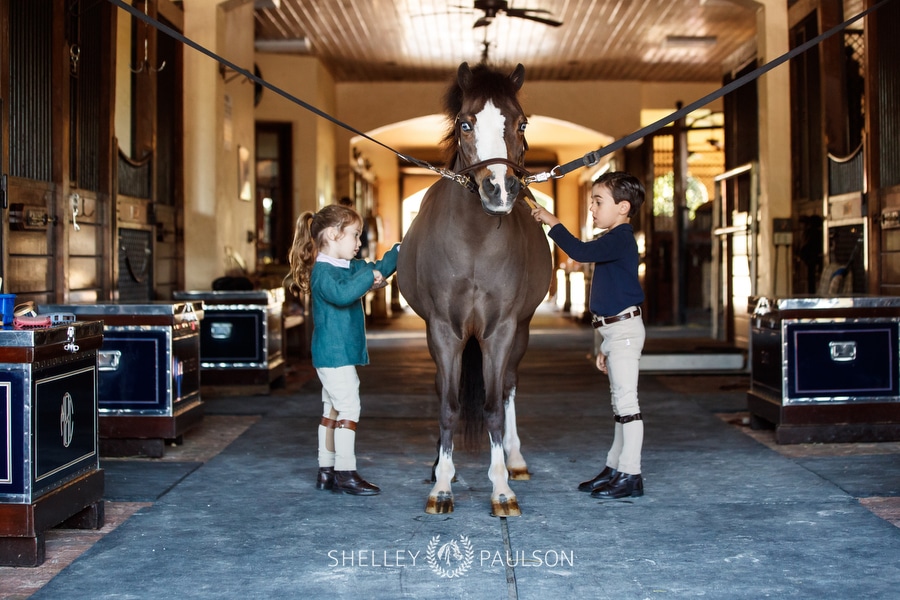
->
[440, 64, 525, 167]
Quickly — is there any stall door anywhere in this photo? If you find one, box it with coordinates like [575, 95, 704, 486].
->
[2, 0, 59, 305]
[1, 0, 114, 304]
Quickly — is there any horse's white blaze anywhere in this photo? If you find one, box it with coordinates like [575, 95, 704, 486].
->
[503, 388, 527, 471]
[430, 447, 455, 496]
[488, 440, 516, 499]
[473, 100, 512, 204]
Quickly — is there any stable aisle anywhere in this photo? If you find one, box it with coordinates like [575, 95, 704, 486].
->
[21, 310, 900, 599]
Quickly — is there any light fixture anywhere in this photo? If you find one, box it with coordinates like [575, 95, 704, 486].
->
[254, 0, 281, 9]
[665, 35, 717, 48]
[254, 38, 312, 54]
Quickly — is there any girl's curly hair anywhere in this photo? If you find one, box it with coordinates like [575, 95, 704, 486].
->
[286, 204, 362, 295]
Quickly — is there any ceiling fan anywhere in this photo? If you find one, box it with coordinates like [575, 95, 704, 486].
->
[468, 1, 563, 28]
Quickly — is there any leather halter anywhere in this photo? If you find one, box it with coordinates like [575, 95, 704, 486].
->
[453, 158, 533, 195]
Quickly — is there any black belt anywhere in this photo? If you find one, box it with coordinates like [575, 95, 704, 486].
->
[592, 306, 642, 328]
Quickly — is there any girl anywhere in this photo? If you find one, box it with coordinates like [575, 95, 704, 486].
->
[288, 204, 400, 496]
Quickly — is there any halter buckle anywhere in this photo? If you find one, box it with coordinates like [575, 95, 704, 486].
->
[525, 171, 552, 185]
[437, 168, 478, 194]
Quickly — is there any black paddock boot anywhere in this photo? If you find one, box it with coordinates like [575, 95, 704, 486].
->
[333, 470, 381, 496]
[316, 466, 334, 491]
[578, 466, 618, 492]
[590, 472, 643, 499]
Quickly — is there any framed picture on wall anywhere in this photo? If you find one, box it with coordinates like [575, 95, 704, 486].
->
[238, 145, 252, 201]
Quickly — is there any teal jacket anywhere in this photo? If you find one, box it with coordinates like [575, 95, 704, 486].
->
[310, 244, 400, 368]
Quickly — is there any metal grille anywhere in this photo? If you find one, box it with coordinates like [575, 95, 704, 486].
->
[118, 228, 153, 302]
[825, 31, 865, 196]
[828, 149, 864, 195]
[878, 0, 900, 188]
[9, 0, 53, 181]
[790, 13, 825, 204]
[118, 153, 152, 199]
[828, 224, 866, 294]
[845, 31, 865, 75]
[156, 18, 182, 206]
[68, 0, 103, 191]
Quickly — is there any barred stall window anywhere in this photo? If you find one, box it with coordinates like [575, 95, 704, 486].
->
[8, 0, 53, 181]
[67, 0, 104, 191]
[877, 0, 900, 188]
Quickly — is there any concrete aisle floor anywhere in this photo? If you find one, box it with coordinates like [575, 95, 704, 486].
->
[3, 305, 900, 599]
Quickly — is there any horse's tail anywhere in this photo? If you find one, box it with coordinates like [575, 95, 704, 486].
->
[459, 336, 486, 451]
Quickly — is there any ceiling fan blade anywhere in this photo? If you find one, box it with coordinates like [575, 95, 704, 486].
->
[505, 8, 563, 27]
[473, 16, 493, 28]
[507, 7, 553, 15]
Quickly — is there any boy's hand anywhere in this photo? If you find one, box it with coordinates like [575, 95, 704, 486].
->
[596, 352, 608, 374]
[531, 206, 560, 227]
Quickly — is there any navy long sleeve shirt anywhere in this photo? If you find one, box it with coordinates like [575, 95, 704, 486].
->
[548, 223, 644, 318]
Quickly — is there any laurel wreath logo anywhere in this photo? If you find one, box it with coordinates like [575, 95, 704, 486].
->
[425, 534, 474, 578]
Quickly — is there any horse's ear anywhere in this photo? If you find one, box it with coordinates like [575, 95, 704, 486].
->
[458, 62, 474, 90]
[509, 64, 525, 91]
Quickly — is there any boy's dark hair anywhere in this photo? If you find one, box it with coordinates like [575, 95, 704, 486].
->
[594, 171, 645, 218]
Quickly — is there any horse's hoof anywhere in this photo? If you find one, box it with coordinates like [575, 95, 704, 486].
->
[425, 491, 454, 514]
[491, 494, 521, 517]
[508, 467, 531, 481]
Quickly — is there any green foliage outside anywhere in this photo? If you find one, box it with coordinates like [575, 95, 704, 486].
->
[652, 172, 709, 220]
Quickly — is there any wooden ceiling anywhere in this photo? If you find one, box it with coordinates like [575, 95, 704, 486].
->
[253, 0, 760, 83]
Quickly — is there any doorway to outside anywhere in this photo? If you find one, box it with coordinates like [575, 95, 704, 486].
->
[255, 123, 294, 269]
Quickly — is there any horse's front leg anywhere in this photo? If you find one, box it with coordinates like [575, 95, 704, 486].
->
[426, 433, 456, 514]
[503, 387, 530, 480]
[484, 346, 521, 517]
[503, 323, 531, 480]
[488, 430, 520, 516]
[425, 327, 461, 514]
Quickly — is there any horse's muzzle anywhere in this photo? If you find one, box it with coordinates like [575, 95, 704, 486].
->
[480, 174, 521, 215]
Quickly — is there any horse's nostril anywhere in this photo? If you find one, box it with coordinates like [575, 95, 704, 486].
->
[482, 178, 499, 195]
[506, 177, 521, 197]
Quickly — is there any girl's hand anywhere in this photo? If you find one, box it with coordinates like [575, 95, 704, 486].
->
[596, 352, 608, 374]
[370, 269, 387, 290]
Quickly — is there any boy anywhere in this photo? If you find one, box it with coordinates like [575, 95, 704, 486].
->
[531, 171, 646, 499]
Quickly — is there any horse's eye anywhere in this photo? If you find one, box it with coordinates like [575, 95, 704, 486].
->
[460, 121, 473, 133]
[519, 122, 527, 133]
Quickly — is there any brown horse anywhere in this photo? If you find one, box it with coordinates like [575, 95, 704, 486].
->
[397, 62, 552, 516]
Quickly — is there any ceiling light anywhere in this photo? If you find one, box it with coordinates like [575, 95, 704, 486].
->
[255, 38, 312, 54]
[665, 35, 717, 48]
[254, 0, 281, 9]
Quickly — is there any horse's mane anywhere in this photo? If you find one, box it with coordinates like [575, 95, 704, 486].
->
[440, 64, 525, 168]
